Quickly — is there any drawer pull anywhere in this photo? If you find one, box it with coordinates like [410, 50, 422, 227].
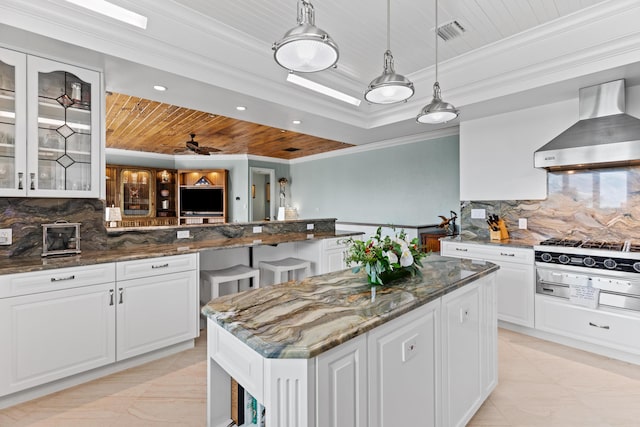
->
[51, 275, 75, 282]
[541, 287, 554, 293]
[588, 322, 610, 330]
[152, 263, 169, 269]
[109, 289, 114, 306]
[119, 288, 124, 304]
[455, 248, 468, 252]
[500, 252, 515, 257]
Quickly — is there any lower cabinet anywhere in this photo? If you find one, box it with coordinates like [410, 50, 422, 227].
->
[321, 237, 349, 273]
[0, 282, 116, 396]
[116, 270, 197, 360]
[316, 334, 368, 427]
[0, 253, 199, 400]
[441, 241, 535, 327]
[366, 299, 440, 427]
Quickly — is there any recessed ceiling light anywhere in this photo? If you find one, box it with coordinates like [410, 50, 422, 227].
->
[286, 73, 362, 107]
[236, 106, 247, 111]
[292, 120, 301, 124]
[63, 0, 148, 29]
[153, 85, 167, 91]
[280, 130, 286, 133]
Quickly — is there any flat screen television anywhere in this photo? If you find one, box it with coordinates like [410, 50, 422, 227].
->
[180, 187, 224, 216]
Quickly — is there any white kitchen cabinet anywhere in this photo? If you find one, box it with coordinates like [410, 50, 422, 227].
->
[115, 254, 198, 361]
[317, 334, 367, 427]
[441, 280, 482, 427]
[0, 264, 116, 396]
[0, 47, 101, 197]
[367, 299, 440, 427]
[441, 241, 535, 327]
[321, 237, 349, 274]
[535, 294, 640, 355]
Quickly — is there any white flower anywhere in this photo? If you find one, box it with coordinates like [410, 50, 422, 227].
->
[385, 250, 398, 264]
[400, 248, 414, 267]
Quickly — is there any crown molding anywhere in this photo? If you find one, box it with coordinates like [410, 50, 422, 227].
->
[247, 155, 291, 165]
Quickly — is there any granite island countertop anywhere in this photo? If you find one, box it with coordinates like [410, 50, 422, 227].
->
[0, 230, 361, 275]
[201, 255, 499, 359]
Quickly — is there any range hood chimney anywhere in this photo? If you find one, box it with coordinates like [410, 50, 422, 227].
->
[534, 79, 640, 171]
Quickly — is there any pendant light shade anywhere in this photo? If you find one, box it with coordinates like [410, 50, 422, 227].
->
[365, 51, 414, 104]
[273, 0, 339, 73]
[416, 0, 459, 124]
[416, 82, 459, 123]
[365, 0, 414, 104]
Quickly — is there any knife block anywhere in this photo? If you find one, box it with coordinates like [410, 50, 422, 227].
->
[489, 219, 510, 241]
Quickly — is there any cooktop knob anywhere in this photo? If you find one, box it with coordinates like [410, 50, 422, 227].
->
[558, 254, 570, 264]
[634, 262, 640, 273]
[583, 257, 596, 267]
[540, 253, 552, 262]
[603, 259, 617, 269]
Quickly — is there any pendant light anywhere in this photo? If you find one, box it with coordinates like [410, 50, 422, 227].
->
[364, 0, 414, 104]
[273, 0, 339, 73]
[416, 0, 459, 124]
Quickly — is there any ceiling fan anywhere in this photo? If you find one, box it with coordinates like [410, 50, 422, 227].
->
[175, 133, 220, 155]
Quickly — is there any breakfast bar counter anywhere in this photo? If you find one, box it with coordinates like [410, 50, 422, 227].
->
[202, 255, 499, 427]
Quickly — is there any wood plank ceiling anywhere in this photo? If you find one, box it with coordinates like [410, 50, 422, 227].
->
[105, 92, 353, 159]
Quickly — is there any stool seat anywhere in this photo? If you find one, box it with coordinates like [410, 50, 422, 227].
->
[201, 264, 259, 300]
[259, 257, 311, 285]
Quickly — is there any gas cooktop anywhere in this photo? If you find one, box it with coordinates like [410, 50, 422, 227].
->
[535, 237, 640, 273]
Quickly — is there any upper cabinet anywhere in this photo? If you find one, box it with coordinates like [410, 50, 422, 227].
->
[0, 47, 101, 198]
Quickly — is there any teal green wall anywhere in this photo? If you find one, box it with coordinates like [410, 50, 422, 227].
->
[289, 134, 460, 225]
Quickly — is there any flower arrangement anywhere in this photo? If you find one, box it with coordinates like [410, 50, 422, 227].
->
[344, 227, 427, 286]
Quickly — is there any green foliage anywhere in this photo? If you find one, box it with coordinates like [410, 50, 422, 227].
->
[343, 226, 427, 286]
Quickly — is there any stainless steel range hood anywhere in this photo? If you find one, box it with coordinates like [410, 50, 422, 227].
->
[534, 79, 640, 171]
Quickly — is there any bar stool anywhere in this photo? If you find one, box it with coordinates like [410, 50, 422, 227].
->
[259, 257, 311, 286]
[200, 264, 260, 301]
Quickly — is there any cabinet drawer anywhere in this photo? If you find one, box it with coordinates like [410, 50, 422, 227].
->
[116, 253, 197, 281]
[0, 263, 116, 298]
[441, 242, 533, 263]
[535, 295, 640, 354]
[323, 237, 348, 250]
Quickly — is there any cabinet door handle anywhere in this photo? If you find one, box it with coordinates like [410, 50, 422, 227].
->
[455, 248, 468, 252]
[500, 252, 515, 257]
[29, 173, 35, 190]
[109, 289, 114, 306]
[51, 275, 75, 282]
[152, 263, 169, 269]
[588, 322, 610, 330]
[18, 172, 23, 190]
[118, 288, 124, 304]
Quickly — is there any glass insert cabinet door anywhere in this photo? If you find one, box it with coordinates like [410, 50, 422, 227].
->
[0, 48, 27, 196]
[26, 55, 100, 197]
[121, 168, 154, 217]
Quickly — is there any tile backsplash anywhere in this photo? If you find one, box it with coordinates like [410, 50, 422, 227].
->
[461, 166, 640, 242]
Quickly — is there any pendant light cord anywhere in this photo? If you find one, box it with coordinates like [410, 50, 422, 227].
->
[386, 0, 391, 51]
[434, 0, 439, 83]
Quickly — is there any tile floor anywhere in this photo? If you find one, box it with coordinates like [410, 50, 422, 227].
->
[2, 328, 640, 426]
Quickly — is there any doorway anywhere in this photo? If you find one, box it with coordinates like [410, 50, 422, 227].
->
[249, 167, 276, 221]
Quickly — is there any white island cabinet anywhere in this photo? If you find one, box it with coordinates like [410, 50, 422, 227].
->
[441, 240, 535, 328]
[203, 256, 498, 427]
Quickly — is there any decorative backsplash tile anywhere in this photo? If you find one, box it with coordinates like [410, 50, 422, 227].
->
[461, 166, 640, 242]
[0, 198, 107, 257]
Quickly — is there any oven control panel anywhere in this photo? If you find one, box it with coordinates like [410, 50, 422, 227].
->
[535, 251, 640, 273]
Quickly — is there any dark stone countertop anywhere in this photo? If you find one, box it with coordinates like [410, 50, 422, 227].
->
[0, 230, 361, 276]
[202, 255, 499, 359]
[440, 235, 538, 249]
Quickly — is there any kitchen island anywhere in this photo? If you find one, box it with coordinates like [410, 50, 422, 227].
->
[202, 255, 499, 427]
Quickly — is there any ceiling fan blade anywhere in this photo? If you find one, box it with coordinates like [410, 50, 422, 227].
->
[196, 146, 221, 155]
